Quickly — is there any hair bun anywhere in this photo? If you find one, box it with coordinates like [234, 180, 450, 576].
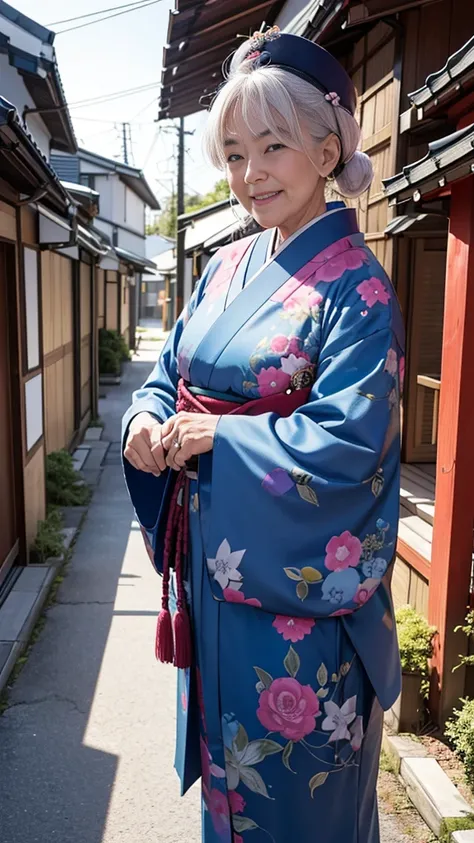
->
[335, 151, 373, 198]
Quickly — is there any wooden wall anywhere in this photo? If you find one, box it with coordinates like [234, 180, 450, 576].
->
[332, 23, 398, 277]
[97, 268, 105, 330]
[392, 555, 429, 618]
[120, 274, 130, 347]
[23, 445, 45, 546]
[41, 251, 75, 454]
[80, 261, 92, 422]
[105, 270, 119, 332]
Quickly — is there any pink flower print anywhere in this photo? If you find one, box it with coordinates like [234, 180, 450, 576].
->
[325, 530, 362, 572]
[262, 468, 295, 497]
[208, 788, 230, 836]
[223, 588, 262, 608]
[384, 348, 398, 377]
[181, 690, 188, 712]
[234, 836, 244, 843]
[228, 791, 246, 814]
[354, 578, 379, 606]
[308, 290, 323, 308]
[257, 677, 320, 741]
[273, 616, 315, 642]
[357, 277, 391, 308]
[350, 715, 364, 751]
[270, 334, 290, 354]
[313, 246, 369, 284]
[257, 366, 291, 397]
[287, 336, 303, 356]
[281, 352, 311, 377]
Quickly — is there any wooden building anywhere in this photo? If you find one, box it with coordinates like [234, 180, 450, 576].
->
[158, 0, 474, 721]
[0, 98, 76, 585]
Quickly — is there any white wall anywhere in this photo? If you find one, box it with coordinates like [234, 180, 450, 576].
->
[124, 186, 145, 233]
[0, 16, 54, 62]
[93, 174, 113, 219]
[118, 228, 145, 255]
[0, 53, 51, 157]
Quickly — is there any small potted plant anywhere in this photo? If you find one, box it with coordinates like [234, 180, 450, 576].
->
[385, 605, 435, 733]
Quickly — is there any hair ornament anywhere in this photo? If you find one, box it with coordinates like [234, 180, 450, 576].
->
[325, 91, 341, 106]
[247, 25, 280, 56]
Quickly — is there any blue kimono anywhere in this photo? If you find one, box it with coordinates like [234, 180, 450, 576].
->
[122, 203, 404, 843]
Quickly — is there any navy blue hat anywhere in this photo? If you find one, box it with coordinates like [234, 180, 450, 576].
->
[242, 28, 356, 117]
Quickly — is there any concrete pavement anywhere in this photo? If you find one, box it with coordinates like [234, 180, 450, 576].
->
[0, 336, 420, 843]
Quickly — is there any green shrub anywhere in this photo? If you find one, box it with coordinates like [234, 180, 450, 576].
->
[452, 610, 474, 672]
[32, 507, 64, 563]
[99, 346, 120, 375]
[445, 699, 474, 789]
[99, 328, 130, 363]
[46, 450, 90, 507]
[396, 605, 435, 681]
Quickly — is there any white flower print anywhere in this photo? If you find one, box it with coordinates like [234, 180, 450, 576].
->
[207, 539, 245, 590]
[321, 696, 357, 742]
[350, 715, 364, 751]
[280, 354, 310, 377]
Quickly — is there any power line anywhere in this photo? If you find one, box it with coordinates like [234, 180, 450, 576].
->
[67, 82, 160, 109]
[55, 0, 161, 35]
[46, 0, 152, 26]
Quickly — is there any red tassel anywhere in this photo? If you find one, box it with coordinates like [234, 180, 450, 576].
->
[173, 606, 193, 668]
[155, 608, 174, 664]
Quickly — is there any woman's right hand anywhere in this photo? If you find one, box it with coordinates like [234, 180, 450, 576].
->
[124, 412, 167, 476]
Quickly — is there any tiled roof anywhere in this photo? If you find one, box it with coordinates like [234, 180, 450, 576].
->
[383, 124, 474, 202]
[408, 36, 474, 114]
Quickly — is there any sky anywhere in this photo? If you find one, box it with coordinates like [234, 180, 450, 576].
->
[10, 0, 223, 216]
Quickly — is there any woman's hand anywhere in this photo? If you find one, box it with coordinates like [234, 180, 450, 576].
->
[124, 412, 167, 476]
[161, 413, 220, 470]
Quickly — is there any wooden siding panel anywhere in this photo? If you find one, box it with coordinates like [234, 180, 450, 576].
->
[0, 201, 16, 241]
[24, 444, 45, 547]
[405, 239, 447, 462]
[106, 272, 118, 332]
[97, 268, 105, 328]
[20, 206, 37, 246]
[42, 253, 75, 452]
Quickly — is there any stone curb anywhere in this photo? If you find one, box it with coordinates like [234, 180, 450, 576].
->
[0, 562, 59, 697]
[0, 428, 107, 700]
[382, 731, 474, 840]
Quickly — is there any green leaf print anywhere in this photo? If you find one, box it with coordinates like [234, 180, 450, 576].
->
[296, 580, 309, 601]
[234, 724, 249, 754]
[241, 739, 283, 766]
[254, 666, 273, 690]
[284, 567, 303, 582]
[284, 646, 300, 678]
[282, 740, 296, 773]
[309, 771, 329, 796]
[233, 816, 259, 833]
[239, 766, 272, 799]
[317, 663, 328, 687]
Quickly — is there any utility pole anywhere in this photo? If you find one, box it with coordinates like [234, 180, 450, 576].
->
[122, 122, 129, 165]
[176, 116, 185, 321]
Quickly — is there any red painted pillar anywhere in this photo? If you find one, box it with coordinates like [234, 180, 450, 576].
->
[429, 175, 474, 723]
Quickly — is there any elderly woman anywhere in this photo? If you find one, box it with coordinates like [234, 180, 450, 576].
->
[122, 28, 404, 843]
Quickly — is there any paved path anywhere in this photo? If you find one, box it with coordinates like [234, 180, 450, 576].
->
[0, 339, 418, 843]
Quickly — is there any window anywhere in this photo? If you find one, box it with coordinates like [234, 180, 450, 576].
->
[80, 174, 96, 191]
[23, 247, 40, 371]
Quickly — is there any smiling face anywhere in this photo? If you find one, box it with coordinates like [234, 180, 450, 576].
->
[224, 108, 341, 240]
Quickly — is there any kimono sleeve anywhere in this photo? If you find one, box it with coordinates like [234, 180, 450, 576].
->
[121, 256, 219, 533]
[198, 274, 405, 619]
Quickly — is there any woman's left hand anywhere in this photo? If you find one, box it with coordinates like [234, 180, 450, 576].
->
[161, 413, 220, 470]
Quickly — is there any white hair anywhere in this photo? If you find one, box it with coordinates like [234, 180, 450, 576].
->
[203, 39, 373, 199]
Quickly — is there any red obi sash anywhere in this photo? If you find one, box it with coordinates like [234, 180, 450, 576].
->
[155, 379, 311, 669]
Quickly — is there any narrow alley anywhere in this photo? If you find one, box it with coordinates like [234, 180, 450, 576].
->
[0, 335, 428, 843]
